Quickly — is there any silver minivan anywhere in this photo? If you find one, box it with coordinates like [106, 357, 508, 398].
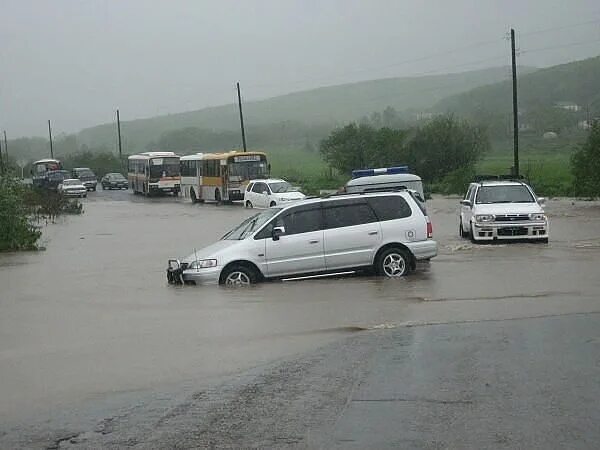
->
[167, 191, 437, 286]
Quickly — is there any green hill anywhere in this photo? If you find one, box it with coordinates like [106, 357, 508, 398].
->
[434, 56, 600, 137]
[77, 66, 527, 153]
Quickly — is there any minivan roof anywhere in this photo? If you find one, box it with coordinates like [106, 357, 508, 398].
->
[281, 191, 411, 209]
[346, 173, 422, 186]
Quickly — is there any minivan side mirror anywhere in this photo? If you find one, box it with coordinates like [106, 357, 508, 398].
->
[537, 197, 546, 206]
[272, 226, 285, 241]
[460, 199, 472, 207]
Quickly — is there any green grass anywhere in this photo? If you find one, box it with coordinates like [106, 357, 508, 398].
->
[265, 130, 584, 197]
[477, 134, 582, 196]
[266, 148, 346, 195]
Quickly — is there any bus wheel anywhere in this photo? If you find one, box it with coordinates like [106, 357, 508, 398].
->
[190, 188, 198, 204]
[215, 189, 221, 204]
[246, 200, 253, 208]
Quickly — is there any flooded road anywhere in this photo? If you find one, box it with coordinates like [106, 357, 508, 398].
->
[1, 190, 600, 447]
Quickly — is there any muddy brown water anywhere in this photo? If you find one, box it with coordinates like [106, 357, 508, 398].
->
[1, 189, 599, 429]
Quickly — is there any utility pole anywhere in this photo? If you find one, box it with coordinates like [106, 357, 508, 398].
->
[116, 109, 123, 169]
[0, 134, 4, 175]
[48, 120, 54, 159]
[2, 131, 7, 173]
[236, 82, 247, 152]
[511, 28, 519, 178]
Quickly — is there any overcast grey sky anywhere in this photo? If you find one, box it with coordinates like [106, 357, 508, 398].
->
[2, 0, 600, 137]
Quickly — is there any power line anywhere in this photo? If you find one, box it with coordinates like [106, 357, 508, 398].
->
[519, 17, 600, 37]
[520, 37, 600, 55]
[245, 37, 506, 91]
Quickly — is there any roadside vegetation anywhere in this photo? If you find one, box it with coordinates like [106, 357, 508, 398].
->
[571, 122, 600, 198]
[0, 172, 83, 252]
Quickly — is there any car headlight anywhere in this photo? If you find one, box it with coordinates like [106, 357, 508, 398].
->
[529, 213, 546, 221]
[475, 214, 495, 222]
[189, 259, 217, 269]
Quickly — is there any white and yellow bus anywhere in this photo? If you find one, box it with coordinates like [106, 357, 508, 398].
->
[180, 151, 268, 203]
[127, 151, 181, 196]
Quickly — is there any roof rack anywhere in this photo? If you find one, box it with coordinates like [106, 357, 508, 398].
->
[474, 174, 527, 183]
[322, 186, 407, 198]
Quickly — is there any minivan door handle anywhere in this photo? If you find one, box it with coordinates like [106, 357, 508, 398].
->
[308, 239, 320, 244]
[368, 231, 379, 235]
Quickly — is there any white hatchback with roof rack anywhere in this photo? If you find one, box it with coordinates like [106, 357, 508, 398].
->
[459, 179, 549, 242]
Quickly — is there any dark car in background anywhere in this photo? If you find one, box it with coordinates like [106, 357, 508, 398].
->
[101, 173, 128, 190]
[72, 167, 98, 191]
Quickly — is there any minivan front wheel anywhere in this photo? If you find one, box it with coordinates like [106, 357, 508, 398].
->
[376, 248, 410, 278]
[220, 264, 257, 286]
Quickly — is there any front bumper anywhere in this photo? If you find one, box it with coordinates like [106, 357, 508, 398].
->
[405, 239, 438, 260]
[167, 259, 220, 285]
[63, 190, 87, 197]
[150, 183, 180, 193]
[82, 181, 97, 190]
[472, 221, 549, 240]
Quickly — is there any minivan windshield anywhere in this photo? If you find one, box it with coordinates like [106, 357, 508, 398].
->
[476, 185, 534, 204]
[268, 181, 292, 193]
[222, 208, 282, 240]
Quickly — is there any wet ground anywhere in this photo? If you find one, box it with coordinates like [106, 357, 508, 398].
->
[1, 189, 599, 448]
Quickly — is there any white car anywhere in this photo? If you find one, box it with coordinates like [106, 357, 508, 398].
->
[244, 179, 306, 208]
[167, 190, 437, 286]
[58, 179, 88, 198]
[459, 180, 548, 242]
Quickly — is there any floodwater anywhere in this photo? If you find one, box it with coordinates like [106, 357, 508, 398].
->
[1, 190, 600, 437]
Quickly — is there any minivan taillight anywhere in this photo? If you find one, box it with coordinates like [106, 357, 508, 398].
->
[426, 218, 433, 239]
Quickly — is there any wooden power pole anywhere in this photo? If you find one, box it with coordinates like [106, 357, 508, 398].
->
[116, 109, 123, 169]
[511, 28, 519, 177]
[237, 82, 248, 152]
[48, 120, 54, 159]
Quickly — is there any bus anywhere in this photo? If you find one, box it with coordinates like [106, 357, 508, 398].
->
[180, 151, 269, 203]
[31, 158, 63, 189]
[127, 152, 181, 196]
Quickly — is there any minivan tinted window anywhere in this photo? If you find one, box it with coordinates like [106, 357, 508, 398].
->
[368, 196, 412, 221]
[278, 208, 322, 235]
[324, 202, 377, 229]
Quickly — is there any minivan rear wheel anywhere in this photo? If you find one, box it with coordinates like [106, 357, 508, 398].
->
[376, 248, 410, 278]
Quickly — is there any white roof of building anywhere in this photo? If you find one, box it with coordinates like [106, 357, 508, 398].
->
[33, 158, 61, 164]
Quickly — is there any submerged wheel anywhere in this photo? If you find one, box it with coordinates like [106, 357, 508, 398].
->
[246, 200, 253, 208]
[269, 201, 276, 207]
[376, 248, 410, 278]
[470, 222, 477, 243]
[215, 189, 221, 204]
[190, 188, 198, 204]
[459, 219, 468, 238]
[220, 265, 257, 286]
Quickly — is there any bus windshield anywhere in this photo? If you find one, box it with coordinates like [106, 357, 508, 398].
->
[229, 161, 268, 179]
[149, 157, 180, 178]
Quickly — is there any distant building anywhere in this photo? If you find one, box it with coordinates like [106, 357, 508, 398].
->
[554, 101, 581, 112]
[415, 112, 437, 121]
[543, 131, 558, 139]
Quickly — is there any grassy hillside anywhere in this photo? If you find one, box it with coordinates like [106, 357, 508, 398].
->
[77, 66, 527, 153]
[435, 56, 600, 138]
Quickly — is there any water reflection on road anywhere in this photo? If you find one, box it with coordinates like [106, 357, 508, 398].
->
[1, 189, 599, 428]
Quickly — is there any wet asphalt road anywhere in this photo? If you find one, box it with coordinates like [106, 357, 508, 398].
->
[1, 189, 599, 448]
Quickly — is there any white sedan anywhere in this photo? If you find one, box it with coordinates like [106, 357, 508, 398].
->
[58, 179, 88, 198]
[244, 179, 306, 208]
